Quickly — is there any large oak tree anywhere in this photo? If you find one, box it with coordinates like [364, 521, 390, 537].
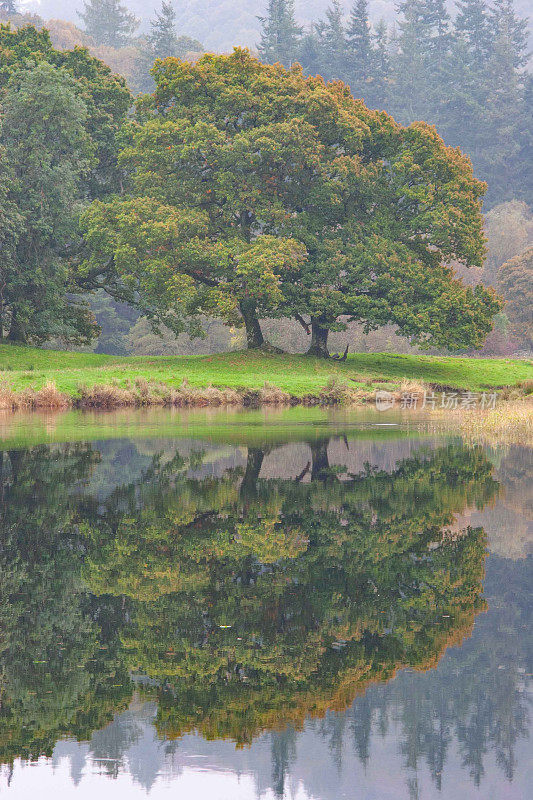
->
[81, 49, 500, 355]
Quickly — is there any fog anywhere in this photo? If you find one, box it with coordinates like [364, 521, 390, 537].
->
[22, 0, 533, 53]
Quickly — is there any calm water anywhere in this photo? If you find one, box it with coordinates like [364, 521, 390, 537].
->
[0, 408, 531, 799]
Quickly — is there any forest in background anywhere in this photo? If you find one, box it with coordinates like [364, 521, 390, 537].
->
[16, 0, 533, 54]
[0, 0, 531, 357]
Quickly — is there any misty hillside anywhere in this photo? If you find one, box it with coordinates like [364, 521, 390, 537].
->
[23, 0, 533, 52]
[26, 1, 394, 51]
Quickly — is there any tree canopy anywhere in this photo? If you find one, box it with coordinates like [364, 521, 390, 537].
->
[0, 64, 96, 343]
[80, 49, 500, 355]
[0, 24, 131, 344]
[257, 0, 531, 211]
[0, 24, 131, 197]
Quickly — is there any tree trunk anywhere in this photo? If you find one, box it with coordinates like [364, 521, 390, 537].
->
[239, 300, 264, 349]
[310, 440, 331, 482]
[240, 448, 265, 501]
[7, 312, 26, 343]
[306, 318, 330, 358]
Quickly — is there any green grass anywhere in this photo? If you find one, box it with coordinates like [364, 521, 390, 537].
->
[0, 343, 531, 397]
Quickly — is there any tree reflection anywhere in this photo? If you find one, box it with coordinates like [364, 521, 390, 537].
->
[0, 434, 525, 798]
[82, 439, 496, 745]
[0, 447, 132, 764]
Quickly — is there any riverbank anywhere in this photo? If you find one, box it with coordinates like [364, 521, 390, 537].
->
[0, 345, 531, 411]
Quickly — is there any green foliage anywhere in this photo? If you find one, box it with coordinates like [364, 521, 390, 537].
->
[0, 24, 131, 345]
[455, 0, 493, 68]
[83, 441, 494, 743]
[127, 2, 204, 96]
[0, 446, 132, 763]
[315, 0, 347, 78]
[148, 1, 179, 58]
[79, 50, 499, 354]
[0, 63, 96, 344]
[391, 0, 453, 127]
[346, 0, 375, 102]
[79, 194, 305, 340]
[0, 24, 132, 198]
[256, 0, 531, 210]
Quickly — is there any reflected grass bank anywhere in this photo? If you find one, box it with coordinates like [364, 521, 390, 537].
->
[0, 405, 438, 450]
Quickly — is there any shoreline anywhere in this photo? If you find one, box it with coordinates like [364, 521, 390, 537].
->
[0, 377, 388, 412]
[1, 376, 532, 413]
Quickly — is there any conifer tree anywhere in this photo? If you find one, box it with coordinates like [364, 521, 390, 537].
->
[78, 0, 138, 48]
[392, 0, 453, 125]
[148, 1, 179, 59]
[257, 0, 531, 211]
[0, 1, 18, 14]
[446, 0, 489, 145]
[489, 0, 529, 69]
[442, 0, 529, 206]
[258, 0, 301, 67]
[478, 0, 529, 204]
[346, 0, 373, 98]
[391, 0, 430, 123]
[370, 19, 390, 109]
[316, 0, 347, 79]
[296, 30, 322, 76]
[446, 0, 494, 157]
[455, 0, 493, 69]
[518, 74, 533, 206]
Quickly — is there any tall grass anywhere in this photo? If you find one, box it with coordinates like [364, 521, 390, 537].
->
[0, 380, 69, 411]
[459, 399, 533, 445]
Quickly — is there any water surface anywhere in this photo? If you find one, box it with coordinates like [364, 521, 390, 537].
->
[0, 408, 531, 799]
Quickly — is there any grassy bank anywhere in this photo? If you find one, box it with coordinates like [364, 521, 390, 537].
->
[0, 344, 531, 410]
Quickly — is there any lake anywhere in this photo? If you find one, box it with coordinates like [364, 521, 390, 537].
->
[0, 407, 531, 799]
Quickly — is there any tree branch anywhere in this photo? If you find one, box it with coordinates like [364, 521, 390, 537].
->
[294, 313, 311, 335]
